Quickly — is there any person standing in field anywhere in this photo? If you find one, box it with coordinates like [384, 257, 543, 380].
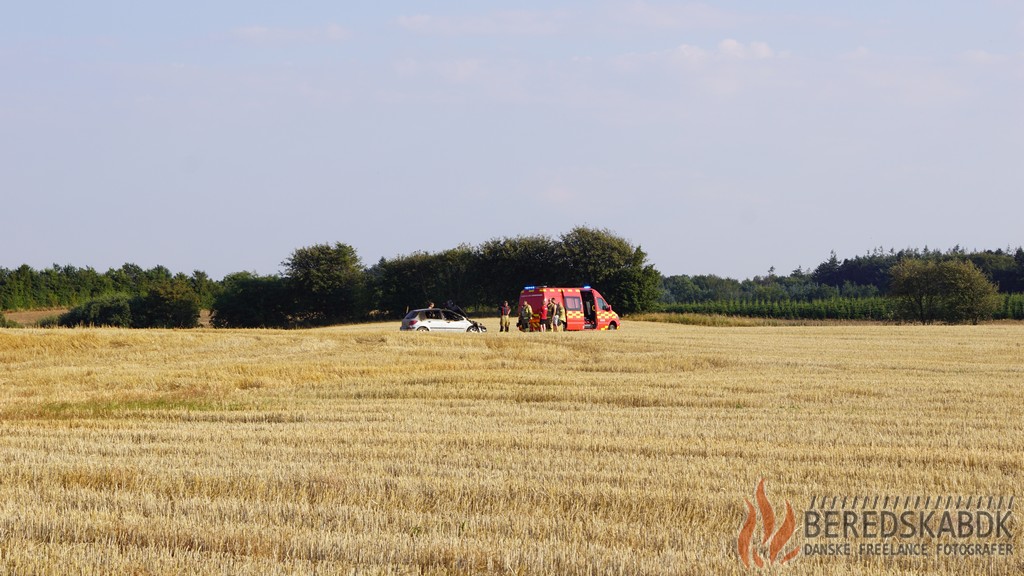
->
[555, 299, 566, 332]
[547, 298, 557, 332]
[519, 301, 533, 331]
[538, 298, 549, 331]
[498, 300, 512, 332]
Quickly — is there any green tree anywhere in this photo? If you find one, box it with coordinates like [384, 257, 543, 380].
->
[189, 270, 220, 309]
[474, 235, 562, 305]
[556, 227, 661, 314]
[606, 257, 662, 314]
[661, 275, 699, 303]
[940, 260, 1001, 324]
[433, 245, 479, 308]
[811, 251, 842, 288]
[690, 275, 743, 302]
[890, 259, 942, 323]
[368, 252, 444, 317]
[968, 250, 1020, 293]
[4, 265, 36, 309]
[284, 243, 367, 326]
[889, 259, 999, 324]
[107, 263, 146, 295]
[132, 282, 201, 328]
[211, 272, 292, 328]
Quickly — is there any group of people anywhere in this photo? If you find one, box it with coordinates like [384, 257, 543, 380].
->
[498, 299, 567, 332]
[426, 297, 571, 333]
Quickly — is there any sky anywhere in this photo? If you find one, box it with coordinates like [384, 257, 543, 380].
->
[3, 1, 1023, 280]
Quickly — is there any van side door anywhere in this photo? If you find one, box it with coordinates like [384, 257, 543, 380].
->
[563, 293, 584, 331]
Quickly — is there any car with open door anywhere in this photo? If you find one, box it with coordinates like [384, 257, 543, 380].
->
[400, 308, 486, 332]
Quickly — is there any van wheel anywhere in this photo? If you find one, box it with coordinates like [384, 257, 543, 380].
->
[609, 322, 618, 330]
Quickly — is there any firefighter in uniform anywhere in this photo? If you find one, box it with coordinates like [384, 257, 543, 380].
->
[518, 301, 533, 331]
[555, 299, 566, 332]
[498, 301, 512, 332]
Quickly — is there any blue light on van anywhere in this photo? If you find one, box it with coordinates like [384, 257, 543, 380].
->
[523, 285, 536, 290]
[583, 285, 591, 289]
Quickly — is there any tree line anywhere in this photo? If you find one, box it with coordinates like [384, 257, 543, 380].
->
[0, 264, 219, 311]
[0, 227, 662, 328]
[661, 247, 1024, 304]
[660, 247, 1023, 323]
[3, 240, 1021, 327]
[213, 227, 662, 328]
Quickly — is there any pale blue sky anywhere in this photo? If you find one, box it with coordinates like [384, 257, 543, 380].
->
[3, 2, 1023, 279]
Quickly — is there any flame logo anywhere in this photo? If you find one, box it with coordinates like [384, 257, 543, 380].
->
[738, 478, 799, 569]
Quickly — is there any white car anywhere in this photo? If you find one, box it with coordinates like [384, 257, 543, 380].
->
[400, 308, 487, 332]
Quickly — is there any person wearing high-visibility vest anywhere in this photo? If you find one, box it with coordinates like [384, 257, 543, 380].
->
[498, 301, 512, 332]
[518, 301, 533, 331]
[555, 300, 566, 332]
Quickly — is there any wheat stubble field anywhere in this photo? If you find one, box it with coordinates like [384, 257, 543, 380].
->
[0, 322, 1021, 575]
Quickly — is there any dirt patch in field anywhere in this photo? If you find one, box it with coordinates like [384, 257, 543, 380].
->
[2, 309, 212, 327]
[3, 309, 66, 326]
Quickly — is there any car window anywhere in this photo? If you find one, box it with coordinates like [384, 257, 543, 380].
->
[404, 311, 419, 319]
[425, 310, 442, 320]
[442, 310, 463, 321]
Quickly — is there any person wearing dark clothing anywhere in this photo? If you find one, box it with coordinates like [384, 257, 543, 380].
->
[498, 301, 512, 332]
[445, 299, 466, 316]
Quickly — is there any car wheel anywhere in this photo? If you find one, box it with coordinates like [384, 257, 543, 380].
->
[467, 325, 481, 333]
[416, 326, 429, 331]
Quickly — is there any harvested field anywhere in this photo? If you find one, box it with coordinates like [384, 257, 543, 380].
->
[2, 309, 213, 327]
[2, 308, 66, 326]
[0, 322, 1021, 574]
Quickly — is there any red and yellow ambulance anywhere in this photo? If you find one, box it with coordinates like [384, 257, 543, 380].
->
[518, 286, 621, 331]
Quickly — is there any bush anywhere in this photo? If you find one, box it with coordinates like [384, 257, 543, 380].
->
[59, 294, 134, 327]
[659, 297, 893, 321]
[131, 282, 201, 328]
[36, 315, 61, 328]
[998, 293, 1024, 320]
[57, 283, 200, 329]
[211, 273, 292, 328]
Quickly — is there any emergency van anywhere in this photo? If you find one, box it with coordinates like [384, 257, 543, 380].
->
[518, 286, 620, 331]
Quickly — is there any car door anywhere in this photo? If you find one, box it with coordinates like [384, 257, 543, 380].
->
[424, 309, 444, 329]
[441, 310, 465, 331]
